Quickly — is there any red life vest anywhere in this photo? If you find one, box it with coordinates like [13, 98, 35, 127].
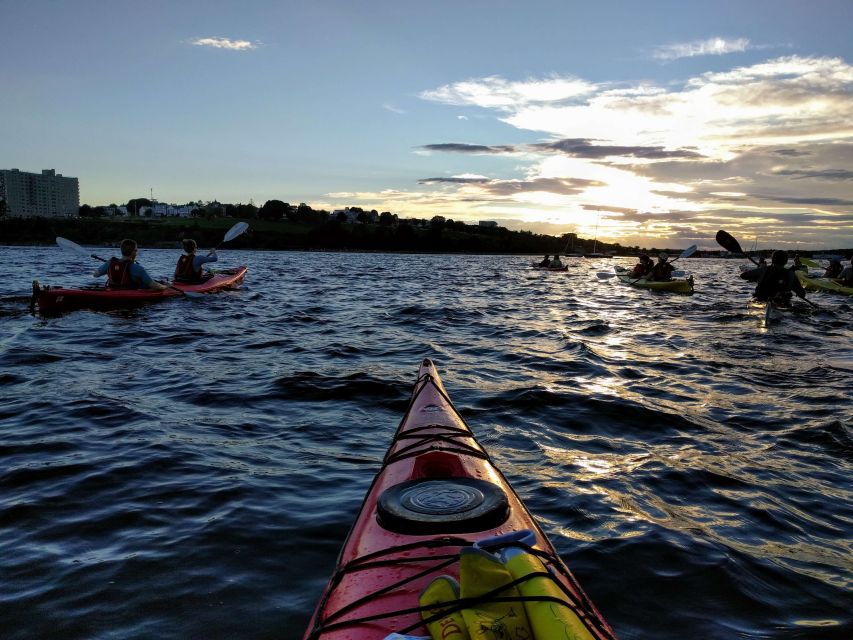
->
[107, 257, 134, 288]
[174, 254, 201, 282]
[631, 262, 652, 278]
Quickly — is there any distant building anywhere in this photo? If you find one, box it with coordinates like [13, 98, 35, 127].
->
[479, 220, 498, 228]
[0, 168, 79, 217]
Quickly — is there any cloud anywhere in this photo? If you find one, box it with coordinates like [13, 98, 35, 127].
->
[191, 37, 258, 51]
[477, 177, 606, 196]
[420, 75, 596, 110]
[420, 143, 518, 154]
[411, 58, 853, 246]
[532, 138, 703, 159]
[421, 138, 702, 160]
[771, 168, 853, 180]
[651, 37, 751, 61]
[382, 103, 406, 114]
[419, 176, 490, 184]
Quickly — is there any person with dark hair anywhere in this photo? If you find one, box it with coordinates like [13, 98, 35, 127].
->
[93, 239, 167, 290]
[174, 239, 217, 283]
[550, 254, 564, 268]
[754, 250, 807, 303]
[648, 253, 674, 281]
[538, 254, 551, 267]
[630, 254, 653, 278]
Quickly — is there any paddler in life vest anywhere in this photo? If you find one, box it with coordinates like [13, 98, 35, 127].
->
[630, 254, 653, 278]
[549, 254, 564, 268]
[174, 239, 217, 283]
[649, 252, 674, 281]
[93, 239, 167, 290]
[754, 250, 807, 303]
[823, 259, 842, 279]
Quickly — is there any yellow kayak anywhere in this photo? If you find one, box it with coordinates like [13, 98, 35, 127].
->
[616, 274, 694, 293]
[796, 271, 853, 296]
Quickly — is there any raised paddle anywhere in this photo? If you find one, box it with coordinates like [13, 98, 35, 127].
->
[716, 229, 821, 310]
[56, 237, 203, 299]
[209, 221, 249, 254]
[715, 229, 759, 266]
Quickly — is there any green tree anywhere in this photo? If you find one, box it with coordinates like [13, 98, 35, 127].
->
[259, 200, 289, 220]
[126, 198, 151, 216]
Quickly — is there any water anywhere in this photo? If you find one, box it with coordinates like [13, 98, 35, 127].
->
[1, 247, 851, 639]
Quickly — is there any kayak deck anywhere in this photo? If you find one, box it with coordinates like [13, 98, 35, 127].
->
[796, 271, 853, 295]
[303, 359, 615, 640]
[33, 266, 248, 313]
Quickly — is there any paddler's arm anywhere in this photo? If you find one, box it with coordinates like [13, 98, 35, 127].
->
[93, 262, 108, 279]
[131, 264, 168, 291]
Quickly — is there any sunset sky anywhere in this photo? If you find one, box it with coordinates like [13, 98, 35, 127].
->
[2, 0, 852, 248]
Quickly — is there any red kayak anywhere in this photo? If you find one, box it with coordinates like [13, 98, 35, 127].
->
[32, 266, 248, 313]
[304, 358, 616, 640]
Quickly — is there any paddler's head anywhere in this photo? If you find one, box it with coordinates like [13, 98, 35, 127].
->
[771, 250, 788, 266]
[658, 252, 669, 263]
[182, 239, 198, 255]
[120, 239, 138, 259]
[639, 254, 651, 263]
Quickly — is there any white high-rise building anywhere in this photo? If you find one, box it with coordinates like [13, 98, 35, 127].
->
[0, 168, 80, 217]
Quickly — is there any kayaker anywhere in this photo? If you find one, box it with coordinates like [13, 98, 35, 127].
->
[754, 250, 807, 302]
[550, 254, 563, 268]
[630, 254, 653, 278]
[93, 239, 168, 290]
[649, 253, 674, 281]
[838, 256, 853, 285]
[538, 254, 551, 267]
[174, 239, 217, 283]
[823, 259, 842, 278]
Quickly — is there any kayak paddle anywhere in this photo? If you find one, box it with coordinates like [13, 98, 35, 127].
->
[56, 236, 203, 299]
[209, 221, 249, 254]
[715, 230, 760, 266]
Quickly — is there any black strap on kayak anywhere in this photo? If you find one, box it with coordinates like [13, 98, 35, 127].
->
[381, 373, 491, 466]
[383, 424, 490, 465]
[306, 539, 616, 640]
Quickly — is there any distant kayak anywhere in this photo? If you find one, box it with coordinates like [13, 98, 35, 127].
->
[33, 266, 248, 313]
[616, 274, 694, 293]
[796, 271, 853, 296]
[303, 358, 616, 640]
[530, 262, 569, 272]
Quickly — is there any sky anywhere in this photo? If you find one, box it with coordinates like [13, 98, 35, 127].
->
[2, 0, 853, 249]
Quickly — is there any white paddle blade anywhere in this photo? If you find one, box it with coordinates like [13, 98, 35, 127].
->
[56, 236, 89, 256]
[680, 244, 698, 259]
[223, 222, 249, 243]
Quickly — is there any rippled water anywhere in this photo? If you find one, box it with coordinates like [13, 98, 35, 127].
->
[1, 246, 851, 640]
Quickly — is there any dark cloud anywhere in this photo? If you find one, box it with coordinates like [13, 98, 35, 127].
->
[771, 168, 853, 181]
[418, 176, 490, 184]
[420, 143, 517, 154]
[773, 148, 811, 157]
[421, 138, 704, 160]
[754, 194, 853, 206]
[532, 138, 704, 159]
